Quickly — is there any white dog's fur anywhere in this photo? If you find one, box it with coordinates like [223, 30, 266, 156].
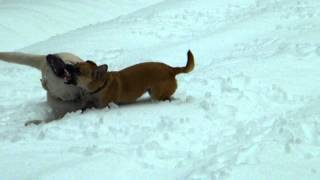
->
[0, 52, 86, 125]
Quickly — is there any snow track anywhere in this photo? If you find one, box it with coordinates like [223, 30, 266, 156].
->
[1, 0, 320, 179]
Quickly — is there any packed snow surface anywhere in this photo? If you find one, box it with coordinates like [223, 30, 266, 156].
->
[1, 0, 320, 179]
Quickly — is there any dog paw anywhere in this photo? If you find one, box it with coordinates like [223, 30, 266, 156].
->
[40, 79, 48, 90]
[25, 120, 44, 126]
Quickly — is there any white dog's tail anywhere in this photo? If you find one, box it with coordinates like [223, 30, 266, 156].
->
[0, 52, 46, 70]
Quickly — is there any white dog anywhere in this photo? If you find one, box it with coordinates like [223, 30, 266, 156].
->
[0, 52, 89, 125]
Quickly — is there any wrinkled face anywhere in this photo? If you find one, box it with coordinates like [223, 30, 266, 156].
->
[46, 54, 108, 91]
[72, 61, 97, 90]
[64, 61, 108, 91]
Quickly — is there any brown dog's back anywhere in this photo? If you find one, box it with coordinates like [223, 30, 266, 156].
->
[70, 50, 195, 107]
[114, 50, 195, 102]
[119, 50, 194, 81]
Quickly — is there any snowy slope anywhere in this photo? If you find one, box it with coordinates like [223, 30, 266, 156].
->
[1, 0, 320, 179]
[0, 0, 163, 51]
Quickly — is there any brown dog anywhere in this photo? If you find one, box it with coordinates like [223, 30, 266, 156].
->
[66, 50, 195, 109]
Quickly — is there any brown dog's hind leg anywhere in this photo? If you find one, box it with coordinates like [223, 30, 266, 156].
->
[149, 79, 177, 101]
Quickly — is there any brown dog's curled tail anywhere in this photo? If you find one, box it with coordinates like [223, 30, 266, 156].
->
[173, 50, 195, 75]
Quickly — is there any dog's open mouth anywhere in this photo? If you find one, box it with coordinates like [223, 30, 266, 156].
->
[46, 54, 77, 85]
[47, 54, 66, 78]
[63, 64, 77, 85]
[63, 69, 72, 82]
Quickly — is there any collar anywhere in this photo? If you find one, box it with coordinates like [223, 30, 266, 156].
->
[89, 80, 108, 95]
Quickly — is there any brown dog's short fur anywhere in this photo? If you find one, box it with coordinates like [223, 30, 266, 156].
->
[71, 50, 195, 109]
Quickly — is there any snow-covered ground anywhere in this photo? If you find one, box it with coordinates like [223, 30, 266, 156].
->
[1, 0, 320, 179]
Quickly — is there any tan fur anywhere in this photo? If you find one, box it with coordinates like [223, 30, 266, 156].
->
[0, 52, 87, 125]
[74, 50, 195, 109]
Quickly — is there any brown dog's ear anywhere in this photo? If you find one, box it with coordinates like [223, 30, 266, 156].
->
[86, 60, 97, 66]
[97, 64, 108, 72]
[94, 64, 108, 80]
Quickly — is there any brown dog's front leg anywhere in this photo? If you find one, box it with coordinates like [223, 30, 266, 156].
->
[80, 100, 96, 112]
[96, 95, 114, 109]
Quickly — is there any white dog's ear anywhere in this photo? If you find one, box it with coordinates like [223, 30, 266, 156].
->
[47, 54, 66, 77]
[94, 64, 108, 80]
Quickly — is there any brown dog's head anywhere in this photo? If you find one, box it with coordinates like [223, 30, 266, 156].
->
[65, 60, 108, 92]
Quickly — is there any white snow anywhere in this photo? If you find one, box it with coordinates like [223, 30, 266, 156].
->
[1, 0, 320, 179]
